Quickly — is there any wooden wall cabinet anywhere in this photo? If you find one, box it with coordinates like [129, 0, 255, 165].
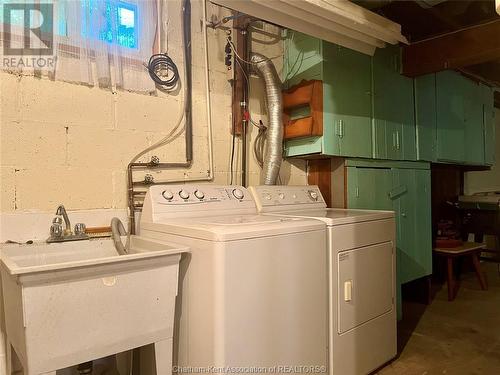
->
[415, 71, 495, 166]
[372, 46, 416, 161]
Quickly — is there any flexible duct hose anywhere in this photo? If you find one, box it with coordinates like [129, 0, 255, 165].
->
[250, 53, 283, 185]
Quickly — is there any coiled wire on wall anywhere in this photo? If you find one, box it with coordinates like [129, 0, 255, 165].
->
[146, 53, 180, 90]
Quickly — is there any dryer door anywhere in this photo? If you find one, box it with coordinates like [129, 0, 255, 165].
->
[337, 241, 394, 334]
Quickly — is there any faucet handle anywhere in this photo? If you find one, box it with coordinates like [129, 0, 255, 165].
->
[74, 223, 87, 236]
[52, 216, 63, 225]
[50, 223, 63, 238]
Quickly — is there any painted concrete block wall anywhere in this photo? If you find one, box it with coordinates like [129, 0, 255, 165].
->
[0, 1, 306, 219]
[464, 109, 500, 195]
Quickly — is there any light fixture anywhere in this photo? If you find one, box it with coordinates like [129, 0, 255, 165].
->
[496, 0, 500, 15]
[211, 0, 408, 55]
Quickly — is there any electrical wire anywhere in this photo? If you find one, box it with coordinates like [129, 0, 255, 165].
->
[146, 53, 180, 90]
[130, 2, 190, 164]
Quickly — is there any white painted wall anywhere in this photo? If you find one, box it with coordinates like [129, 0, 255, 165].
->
[0, 1, 306, 239]
[464, 109, 500, 195]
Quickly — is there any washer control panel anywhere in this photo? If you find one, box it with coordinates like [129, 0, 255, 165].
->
[142, 185, 256, 220]
[249, 185, 326, 212]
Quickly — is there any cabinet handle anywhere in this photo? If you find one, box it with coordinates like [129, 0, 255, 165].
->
[337, 120, 345, 139]
[402, 213, 407, 218]
[396, 131, 401, 150]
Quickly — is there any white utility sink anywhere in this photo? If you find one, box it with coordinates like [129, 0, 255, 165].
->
[0, 236, 188, 375]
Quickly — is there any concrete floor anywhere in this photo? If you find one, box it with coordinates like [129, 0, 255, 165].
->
[378, 262, 500, 375]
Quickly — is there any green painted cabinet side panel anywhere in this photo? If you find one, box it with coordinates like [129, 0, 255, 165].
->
[283, 31, 323, 88]
[436, 71, 466, 163]
[322, 43, 373, 158]
[415, 74, 437, 162]
[372, 46, 416, 161]
[463, 79, 485, 165]
[482, 85, 496, 166]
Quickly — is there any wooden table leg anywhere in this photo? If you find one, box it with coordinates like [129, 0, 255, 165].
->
[447, 257, 456, 301]
[472, 252, 488, 290]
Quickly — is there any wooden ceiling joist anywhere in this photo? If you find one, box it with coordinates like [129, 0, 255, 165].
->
[402, 19, 500, 77]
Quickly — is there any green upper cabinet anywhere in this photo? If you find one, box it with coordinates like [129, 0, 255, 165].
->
[414, 74, 437, 162]
[436, 71, 466, 163]
[464, 78, 486, 165]
[284, 31, 373, 159]
[372, 45, 416, 161]
[323, 43, 373, 158]
[482, 84, 496, 166]
[415, 70, 495, 166]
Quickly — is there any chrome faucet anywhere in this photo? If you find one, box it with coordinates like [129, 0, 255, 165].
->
[56, 205, 71, 234]
[47, 205, 89, 243]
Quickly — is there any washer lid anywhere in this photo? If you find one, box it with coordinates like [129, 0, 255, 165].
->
[140, 214, 325, 241]
[266, 208, 394, 226]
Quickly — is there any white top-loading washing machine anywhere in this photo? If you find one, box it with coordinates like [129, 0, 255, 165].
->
[249, 185, 397, 375]
[139, 185, 328, 373]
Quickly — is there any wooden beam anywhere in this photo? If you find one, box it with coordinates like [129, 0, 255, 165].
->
[402, 19, 500, 77]
[231, 15, 251, 136]
[307, 159, 332, 208]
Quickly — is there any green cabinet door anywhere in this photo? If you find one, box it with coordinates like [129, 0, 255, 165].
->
[372, 45, 416, 161]
[464, 79, 485, 165]
[346, 167, 392, 210]
[322, 43, 373, 158]
[391, 168, 432, 284]
[436, 71, 466, 163]
[415, 74, 437, 162]
[482, 84, 496, 166]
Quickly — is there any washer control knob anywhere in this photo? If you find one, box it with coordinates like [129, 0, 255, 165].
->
[232, 188, 245, 200]
[278, 193, 285, 200]
[162, 190, 174, 201]
[179, 190, 190, 199]
[194, 190, 205, 199]
[265, 193, 272, 200]
[308, 190, 319, 201]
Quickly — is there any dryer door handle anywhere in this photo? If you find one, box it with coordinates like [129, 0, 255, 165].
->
[344, 280, 353, 302]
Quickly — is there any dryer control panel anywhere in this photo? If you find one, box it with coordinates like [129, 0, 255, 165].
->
[141, 185, 256, 221]
[249, 185, 326, 212]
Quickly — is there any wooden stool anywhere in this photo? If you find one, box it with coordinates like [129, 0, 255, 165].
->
[434, 242, 488, 301]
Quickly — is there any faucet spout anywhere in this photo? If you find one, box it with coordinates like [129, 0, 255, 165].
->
[56, 205, 71, 233]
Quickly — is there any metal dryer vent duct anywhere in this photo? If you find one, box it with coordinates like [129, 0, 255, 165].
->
[250, 52, 283, 185]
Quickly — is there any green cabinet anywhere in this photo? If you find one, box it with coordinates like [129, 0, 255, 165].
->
[415, 71, 495, 166]
[414, 74, 437, 162]
[436, 71, 467, 163]
[482, 85, 496, 166]
[372, 46, 416, 161]
[346, 160, 432, 319]
[283, 31, 373, 159]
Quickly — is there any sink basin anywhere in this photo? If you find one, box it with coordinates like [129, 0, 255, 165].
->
[1, 236, 186, 275]
[0, 236, 188, 375]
